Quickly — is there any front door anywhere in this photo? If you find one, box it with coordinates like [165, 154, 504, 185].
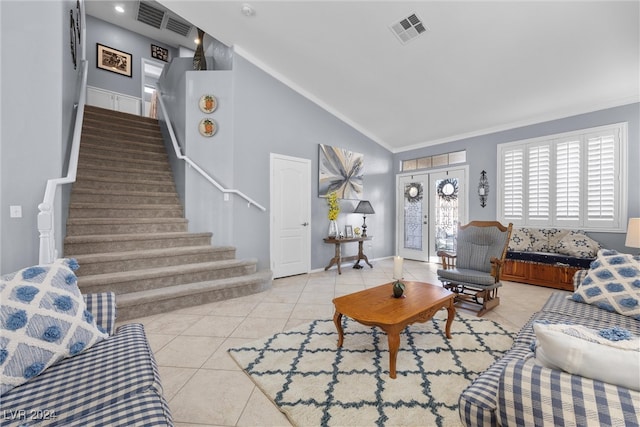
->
[397, 168, 468, 262]
[398, 174, 429, 261]
[428, 168, 467, 262]
[270, 154, 311, 278]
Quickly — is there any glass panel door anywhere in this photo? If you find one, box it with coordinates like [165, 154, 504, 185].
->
[398, 174, 429, 261]
[429, 169, 466, 262]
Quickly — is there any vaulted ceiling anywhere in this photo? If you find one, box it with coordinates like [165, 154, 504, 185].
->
[88, 1, 639, 153]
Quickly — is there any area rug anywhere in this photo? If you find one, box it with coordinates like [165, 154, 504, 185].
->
[228, 310, 517, 427]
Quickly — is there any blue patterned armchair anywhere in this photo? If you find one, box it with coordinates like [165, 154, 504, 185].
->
[437, 221, 513, 316]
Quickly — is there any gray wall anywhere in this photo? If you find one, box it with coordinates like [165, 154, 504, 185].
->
[86, 15, 177, 99]
[1, 0, 78, 274]
[394, 103, 640, 252]
[232, 56, 396, 269]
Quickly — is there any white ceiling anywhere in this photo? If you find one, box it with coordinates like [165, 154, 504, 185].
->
[88, 1, 639, 153]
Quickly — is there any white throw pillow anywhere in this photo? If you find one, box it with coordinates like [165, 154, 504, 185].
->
[532, 322, 640, 391]
[1, 259, 108, 396]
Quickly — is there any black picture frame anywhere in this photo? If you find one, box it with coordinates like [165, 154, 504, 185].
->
[96, 43, 132, 77]
[151, 44, 169, 62]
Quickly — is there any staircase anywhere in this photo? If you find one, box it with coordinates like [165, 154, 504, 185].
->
[64, 105, 272, 321]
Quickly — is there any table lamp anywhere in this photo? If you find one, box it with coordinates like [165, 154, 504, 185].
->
[354, 200, 375, 237]
[625, 218, 640, 254]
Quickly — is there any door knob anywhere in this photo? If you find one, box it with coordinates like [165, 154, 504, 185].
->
[301, 222, 309, 226]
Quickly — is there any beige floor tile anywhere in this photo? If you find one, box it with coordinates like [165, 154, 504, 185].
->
[146, 333, 177, 353]
[231, 317, 288, 339]
[297, 291, 334, 304]
[208, 299, 260, 317]
[158, 366, 197, 401]
[143, 313, 205, 335]
[181, 315, 245, 337]
[236, 387, 292, 427]
[248, 302, 295, 319]
[289, 303, 334, 320]
[155, 336, 225, 368]
[202, 337, 253, 371]
[169, 370, 255, 425]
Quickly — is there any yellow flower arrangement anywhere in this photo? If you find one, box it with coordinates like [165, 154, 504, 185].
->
[327, 191, 340, 221]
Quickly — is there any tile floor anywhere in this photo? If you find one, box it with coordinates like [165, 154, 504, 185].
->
[117, 258, 563, 427]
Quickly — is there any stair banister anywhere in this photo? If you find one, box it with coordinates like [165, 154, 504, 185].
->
[155, 82, 266, 212]
[38, 60, 88, 264]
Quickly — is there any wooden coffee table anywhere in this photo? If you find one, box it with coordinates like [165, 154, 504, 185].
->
[332, 281, 455, 379]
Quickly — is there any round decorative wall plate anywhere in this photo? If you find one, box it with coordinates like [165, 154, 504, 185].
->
[199, 94, 217, 113]
[199, 118, 217, 137]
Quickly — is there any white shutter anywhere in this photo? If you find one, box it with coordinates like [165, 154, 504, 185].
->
[527, 144, 550, 222]
[502, 147, 524, 221]
[586, 131, 618, 228]
[555, 139, 581, 225]
[498, 123, 626, 232]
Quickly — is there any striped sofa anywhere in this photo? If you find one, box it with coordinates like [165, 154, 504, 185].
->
[459, 273, 640, 426]
[1, 293, 173, 426]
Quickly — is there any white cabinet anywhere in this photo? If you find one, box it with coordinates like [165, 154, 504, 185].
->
[86, 86, 141, 115]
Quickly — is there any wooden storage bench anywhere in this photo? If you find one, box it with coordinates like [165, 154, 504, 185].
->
[501, 251, 594, 291]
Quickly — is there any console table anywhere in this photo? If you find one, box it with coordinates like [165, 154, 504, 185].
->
[323, 236, 373, 274]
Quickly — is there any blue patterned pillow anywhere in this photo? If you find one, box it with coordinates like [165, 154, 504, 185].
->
[572, 249, 640, 320]
[0, 259, 108, 396]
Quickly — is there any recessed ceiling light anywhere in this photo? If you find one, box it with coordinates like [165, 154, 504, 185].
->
[115, 5, 125, 13]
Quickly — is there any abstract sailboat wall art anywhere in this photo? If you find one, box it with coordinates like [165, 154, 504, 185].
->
[318, 144, 364, 200]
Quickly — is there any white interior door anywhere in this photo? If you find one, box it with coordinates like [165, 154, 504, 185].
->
[270, 154, 311, 278]
[397, 174, 429, 261]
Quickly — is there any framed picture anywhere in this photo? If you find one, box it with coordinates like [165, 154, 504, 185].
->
[318, 144, 364, 199]
[96, 43, 132, 77]
[151, 44, 169, 62]
[345, 225, 354, 238]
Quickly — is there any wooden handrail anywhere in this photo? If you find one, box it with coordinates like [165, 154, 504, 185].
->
[155, 82, 266, 212]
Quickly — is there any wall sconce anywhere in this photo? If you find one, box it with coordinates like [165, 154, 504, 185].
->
[478, 170, 489, 208]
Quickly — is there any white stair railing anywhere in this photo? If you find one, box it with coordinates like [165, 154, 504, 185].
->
[155, 83, 266, 212]
[38, 60, 88, 264]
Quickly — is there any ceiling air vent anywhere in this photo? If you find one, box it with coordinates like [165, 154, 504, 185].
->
[165, 17, 192, 37]
[137, 1, 165, 29]
[390, 13, 428, 44]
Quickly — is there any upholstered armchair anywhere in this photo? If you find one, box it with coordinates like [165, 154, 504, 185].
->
[437, 221, 513, 316]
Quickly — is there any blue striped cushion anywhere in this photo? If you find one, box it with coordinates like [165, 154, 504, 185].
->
[1, 323, 172, 426]
[498, 357, 640, 426]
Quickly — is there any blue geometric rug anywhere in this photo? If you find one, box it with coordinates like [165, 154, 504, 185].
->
[228, 309, 516, 427]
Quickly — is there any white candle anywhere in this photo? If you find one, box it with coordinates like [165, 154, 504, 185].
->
[393, 256, 404, 279]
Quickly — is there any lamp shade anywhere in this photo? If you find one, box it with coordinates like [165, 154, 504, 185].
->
[625, 218, 640, 248]
[354, 200, 375, 215]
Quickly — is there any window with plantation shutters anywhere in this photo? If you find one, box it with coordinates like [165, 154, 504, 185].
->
[497, 123, 627, 232]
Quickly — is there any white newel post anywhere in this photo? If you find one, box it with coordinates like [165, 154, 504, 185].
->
[38, 202, 55, 264]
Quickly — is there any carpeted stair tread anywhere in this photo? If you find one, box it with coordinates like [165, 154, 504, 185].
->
[79, 152, 170, 170]
[70, 202, 181, 210]
[78, 259, 257, 285]
[80, 141, 168, 158]
[65, 231, 211, 244]
[84, 105, 159, 124]
[79, 134, 165, 152]
[67, 217, 187, 225]
[73, 245, 234, 264]
[71, 174, 176, 187]
[117, 270, 272, 304]
[114, 270, 273, 320]
[70, 189, 179, 205]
